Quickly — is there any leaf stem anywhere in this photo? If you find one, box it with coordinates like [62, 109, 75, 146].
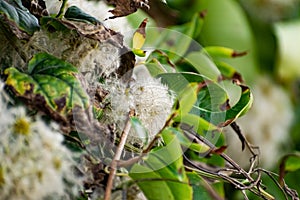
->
[56, 0, 68, 18]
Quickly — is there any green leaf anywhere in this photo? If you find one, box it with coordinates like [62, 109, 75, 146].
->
[0, 0, 39, 37]
[145, 50, 176, 76]
[152, 12, 205, 63]
[40, 16, 70, 32]
[191, 84, 253, 126]
[285, 156, 300, 172]
[130, 128, 193, 200]
[157, 72, 205, 93]
[175, 113, 219, 134]
[157, 72, 227, 121]
[153, 30, 193, 63]
[4, 53, 89, 117]
[157, 72, 227, 120]
[214, 61, 243, 81]
[27, 52, 78, 74]
[169, 127, 210, 154]
[280, 153, 300, 173]
[187, 172, 214, 200]
[157, 72, 252, 126]
[176, 82, 199, 116]
[224, 85, 253, 124]
[203, 46, 247, 59]
[171, 12, 205, 41]
[184, 51, 221, 81]
[64, 6, 100, 25]
[130, 164, 175, 199]
[197, 0, 259, 83]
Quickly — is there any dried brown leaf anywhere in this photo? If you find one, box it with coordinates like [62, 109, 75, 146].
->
[106, 0, 149, 19]
[21, 0, 49, 18]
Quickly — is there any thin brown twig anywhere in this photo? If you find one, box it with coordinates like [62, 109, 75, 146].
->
[104, 109, 135, 200]
[217, 171, 258, 190]
[180, 123, 276, 200]
[248, 154, 259, 174]
[112, 111, 178, 169]
[230, 122, 260, 170]
[181, 124, 254, 181]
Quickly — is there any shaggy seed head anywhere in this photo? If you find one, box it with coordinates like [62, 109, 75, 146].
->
[0, 83, 81, 200]
[103, 69, 174, 146]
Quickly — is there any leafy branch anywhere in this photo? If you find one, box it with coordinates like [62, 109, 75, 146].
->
[0, 1, 299, 200]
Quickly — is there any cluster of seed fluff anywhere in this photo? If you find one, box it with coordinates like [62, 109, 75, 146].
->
[0, 82, 80, 200]
[226, 77, 293, 168]
[104, 66, 174, 143]
[1, 0, 132, 84]
[26, 0, 130, 85]
[25, 26, 120, 85]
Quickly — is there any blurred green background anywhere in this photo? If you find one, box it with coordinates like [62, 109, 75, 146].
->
[127, 0, 300, 199]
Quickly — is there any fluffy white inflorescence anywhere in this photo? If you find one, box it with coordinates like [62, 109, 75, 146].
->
[0, 83, 80, 200]
[104, 66, 174, 142]
[26, 29, 121, 85]
[226, 77, 293, 169]
[79, 42, 121, 83]
[130, 77, 174, 136]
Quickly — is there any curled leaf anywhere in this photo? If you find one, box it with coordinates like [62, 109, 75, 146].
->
[215, 61, 244, 83]
[64, 6, 100, 25]
[132, 18, 148, 56]
[279, 152, 300, 186]
[158, 72, 253, 127]
[0, 0, 40, 39]
[203, 46, 247, 58]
